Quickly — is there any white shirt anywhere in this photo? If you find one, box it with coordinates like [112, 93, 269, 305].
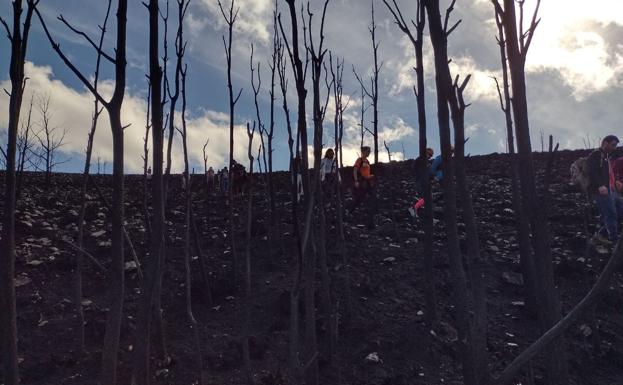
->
[320, 157, 337, 182]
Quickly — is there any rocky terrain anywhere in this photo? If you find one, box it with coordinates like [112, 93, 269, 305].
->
[3, 149, 623, 385]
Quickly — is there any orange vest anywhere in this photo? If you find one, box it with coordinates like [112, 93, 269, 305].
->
[354, 157, 371, 178]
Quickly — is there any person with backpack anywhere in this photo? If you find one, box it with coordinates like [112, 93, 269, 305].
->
[587, 135, 623, 244]
[429, 146, 454, 183]
[350, 146, 377, 228]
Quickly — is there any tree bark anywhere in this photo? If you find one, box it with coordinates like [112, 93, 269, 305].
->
[423, 1, 478, 383]
[498, 1, 567, 382]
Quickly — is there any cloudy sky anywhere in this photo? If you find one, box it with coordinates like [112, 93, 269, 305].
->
[1, 0, 622, 173]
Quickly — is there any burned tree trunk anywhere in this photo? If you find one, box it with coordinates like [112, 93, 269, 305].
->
[219, 0, 243, 285]
[493, 11, 538, 318]
[0, 2, 38, 384]
[493, 1, 568, 382]
[38, 0, 128, 382]
[450, 75, 489, 383]
[16, 93, 35, 200]
[74, 0, 112, 352]
[179, 59, 206, 385]
[423, 0, 481, 383]
[306, 1, 334, 370]
[384, 3, 439, 372]
[131, 0, 170, 383]
[243, 122, 256, 384]
[329, 52, 352, 323]
[354, 0, 381, 166]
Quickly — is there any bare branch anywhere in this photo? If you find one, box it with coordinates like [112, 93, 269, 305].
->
[58, 15, 116, 63]
[34, 8, 108, 107]
[353, 66, 373, 98]
[0, 16, 12, 40]
[443, 0, 457, 34]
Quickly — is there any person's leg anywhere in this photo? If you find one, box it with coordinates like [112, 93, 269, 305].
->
[598, 193, 618, 241]
[594, 194, 611, 238]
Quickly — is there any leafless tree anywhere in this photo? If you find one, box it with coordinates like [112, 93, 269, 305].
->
[329, 52, 352, 324]
[142, 82, 152, 238]
[304, 1, 333, 380]
[36, 0, 128, 382]
[33, 94, 69, 187]
[250, 43, 274, 262]
[219, 0, 243, 284]
[267, 6, 279, 239]
[382, 0, 437, 326]
[178, 57, 206, 385]
[243, 121, 256, 384]
[0, 1, 39, 383]
[278, 0, 318, 381]
[492, 9, 538, 318]
[492, 1, 568, 382]
[16, 93, 36, 200]
[68, 0, 112, 353]
[133, 1, 188, 383]
[353, 0, 381, 166]
[423, 0, 486, 383]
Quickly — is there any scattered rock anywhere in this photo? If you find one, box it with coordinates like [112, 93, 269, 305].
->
[365, 352, 381, 363]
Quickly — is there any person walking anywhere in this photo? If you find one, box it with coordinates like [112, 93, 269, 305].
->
[350, 146, 377, 228]
[587, 135, 623, 244]
[320, 148, 339, 195]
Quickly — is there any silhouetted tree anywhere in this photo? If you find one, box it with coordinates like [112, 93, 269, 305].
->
[33, 94, 69, 187]
[16, 93, 35, 200]
[36, 1, 128, 382]
[219, 0, 243, 284]
[66, 0, 112, 352]
[492, 1, 568, 383]
[353, 0, 381, 166]
[382, 0, 437, 326]
[423, 0, 485, 383]
[492, 10, 538, 319]
[0, 1, 39, 384]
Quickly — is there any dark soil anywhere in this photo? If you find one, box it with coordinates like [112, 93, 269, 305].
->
[3, 149, 623, 385]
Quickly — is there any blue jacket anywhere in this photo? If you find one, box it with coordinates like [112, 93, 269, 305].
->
[429, 155, 443, 181]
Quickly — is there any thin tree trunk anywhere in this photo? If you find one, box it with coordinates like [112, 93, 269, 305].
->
[75, 0, 112, 352]
[132, 0, 166, 383]
[423, 1, 478, 383]
[1, 2, 37, 384]
[493, 12, 538, 319]
[497, 1, 567, 382]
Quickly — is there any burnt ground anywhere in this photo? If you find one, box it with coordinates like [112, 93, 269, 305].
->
[3, 149, 623, 385]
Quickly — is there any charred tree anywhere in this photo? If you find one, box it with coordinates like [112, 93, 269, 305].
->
[382, 0, 437, 326]
[71, 0, 112, 352]
[33, 94, 69, 187]
[243, 121, 256, 384]
[329, 52, 352, 323]
[16, 93, 35, 200]
[178, 59, 206, 385]
[36, 1, 128, 382]
[0, 2, 39, 384]
[492, 11, 538, 318]
[353, 0, 381, 166]
[423, 0, 483, 383]
[306, 1, 334, 370]
[219, 0, 243, 285]
[492, 1, 567, 382]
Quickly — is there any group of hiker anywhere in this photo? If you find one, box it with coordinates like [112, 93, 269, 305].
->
[204, 160, 250, 195]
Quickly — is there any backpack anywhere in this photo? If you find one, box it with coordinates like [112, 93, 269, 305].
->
[570, 157, 590, 193]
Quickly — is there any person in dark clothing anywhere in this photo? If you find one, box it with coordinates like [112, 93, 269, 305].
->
[587, 135, 623, 243]
[414, 148, 434, 195]
[409, 148, 434, 217]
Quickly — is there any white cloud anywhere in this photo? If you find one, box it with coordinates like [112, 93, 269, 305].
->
[0, 62, 249, 174]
